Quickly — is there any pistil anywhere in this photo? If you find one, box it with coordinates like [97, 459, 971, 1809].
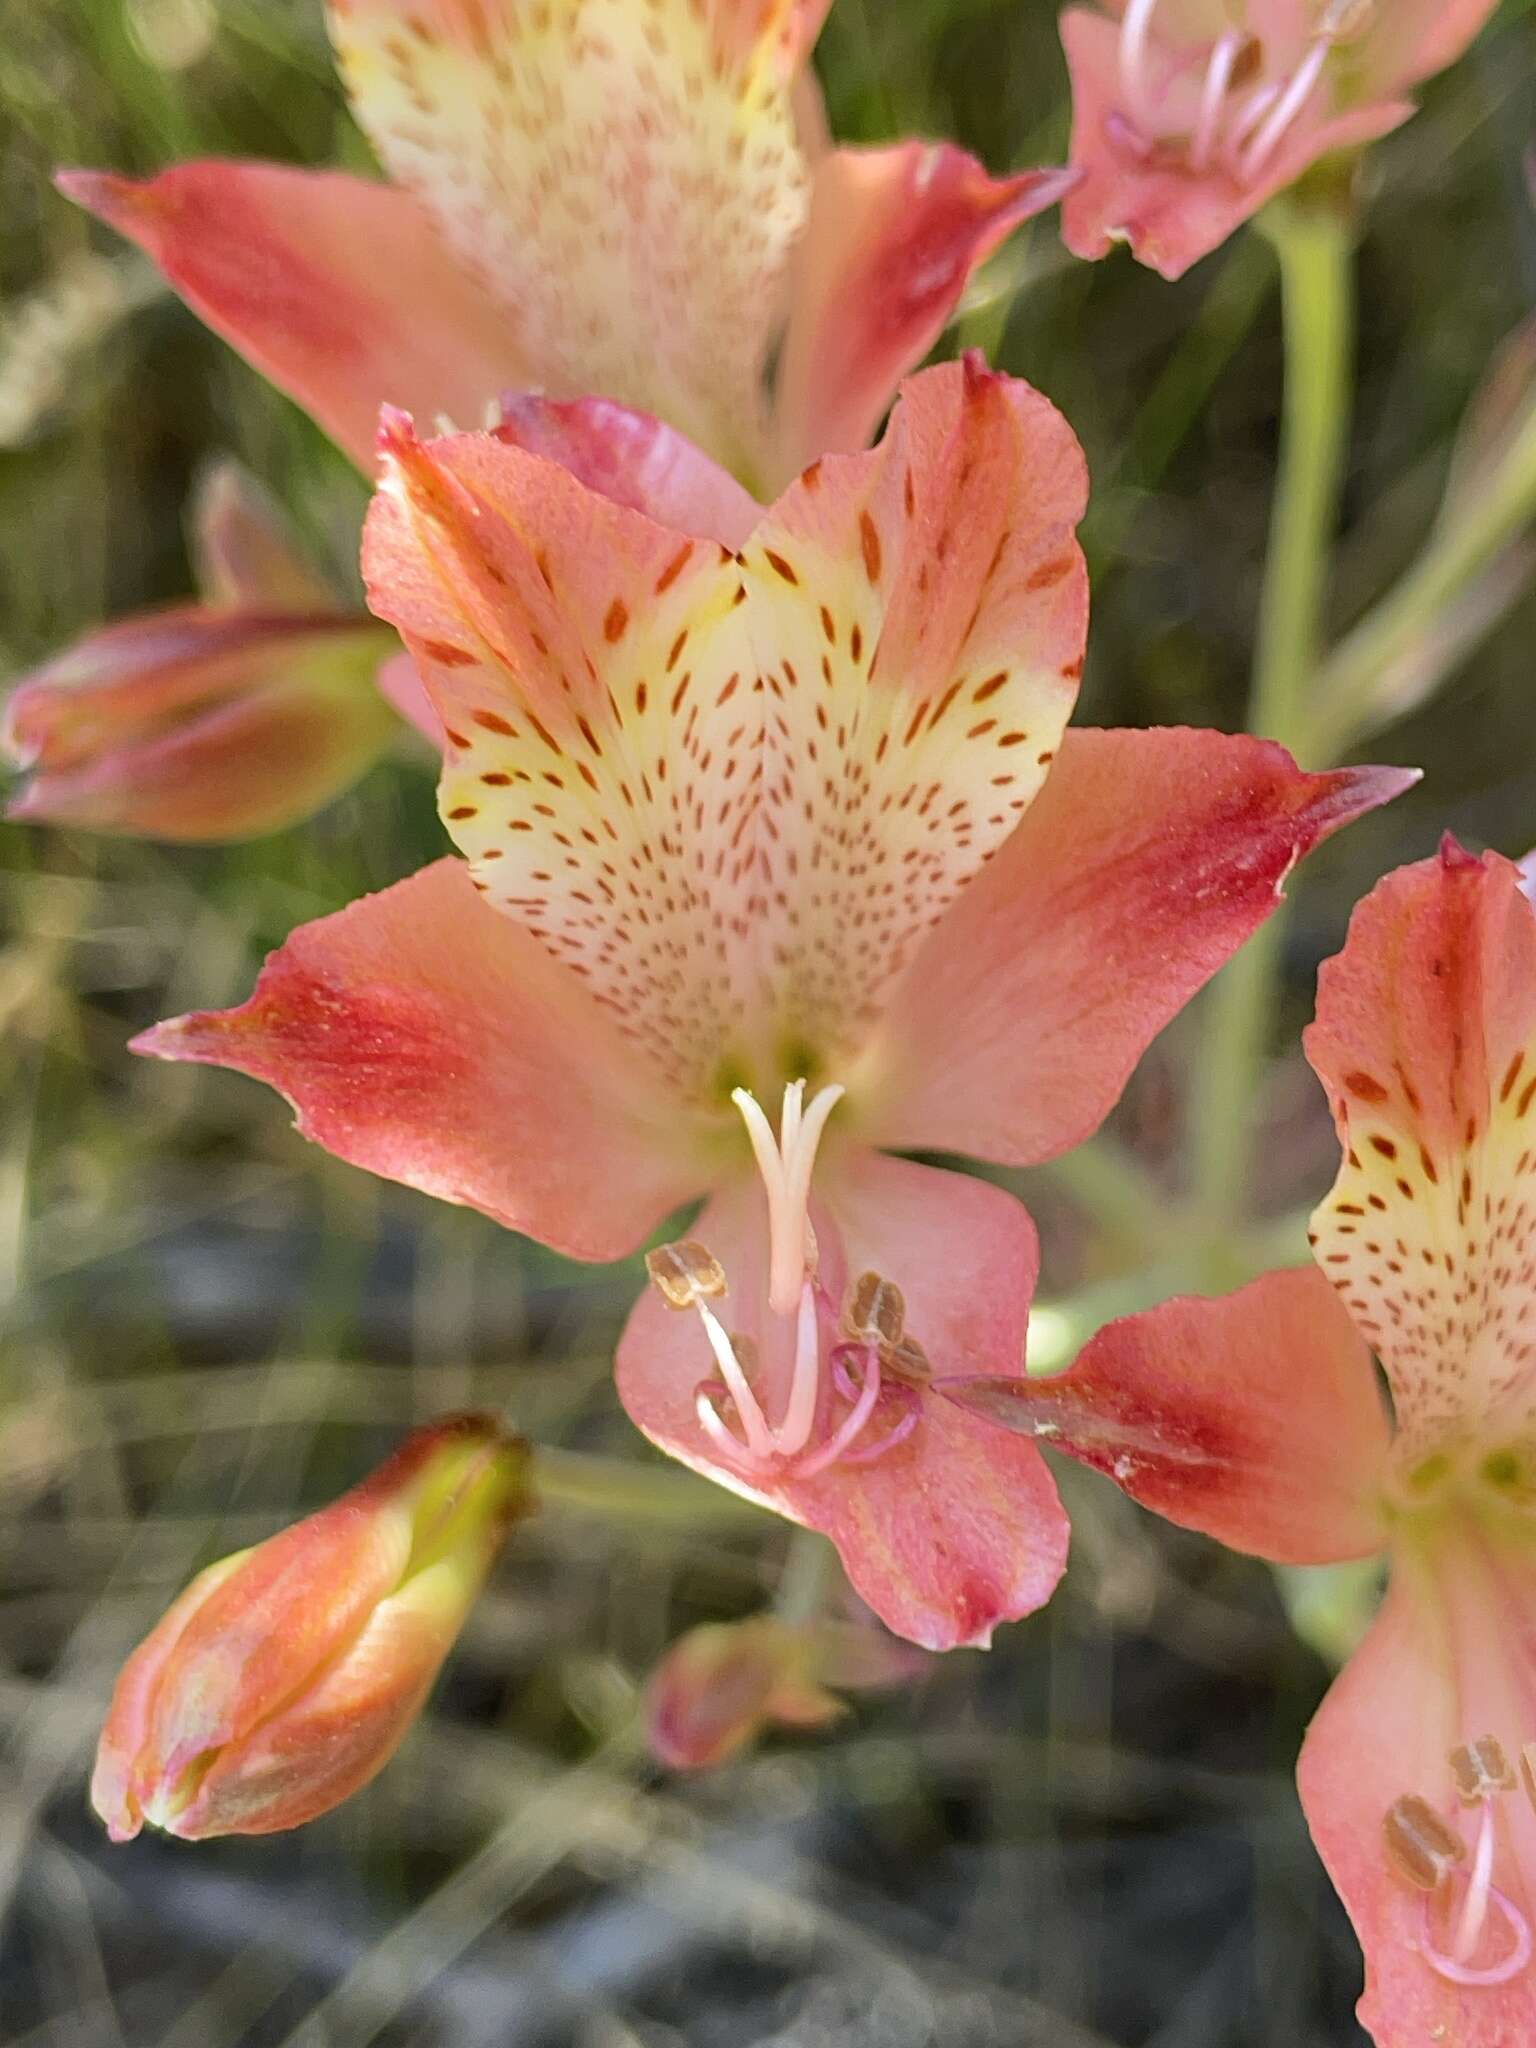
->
[645, 1084, 927, 1482]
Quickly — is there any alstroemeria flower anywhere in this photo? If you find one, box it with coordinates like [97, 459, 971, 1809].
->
[132, 360, 1409, 1650]
[60, 0, 1074, 497]
[3, 463, 399, 841]
[996, 842, 1536, 2041]
[93, 1413, 531, 1841]
[645, 1610, 924, 1770]
[1060, 0, 1500, 279]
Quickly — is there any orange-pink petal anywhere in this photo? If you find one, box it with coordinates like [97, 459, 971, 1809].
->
[943, 1267, 1390, 1564]
[363, 359, 1088, 1096]
[59, 164, 516, 470]
[868, 727, 1416, 1166]
[1300, 1521, 1536, 2045]
[327, 0, 824, 487]
[770, 142, 1079, 483]
[1305, 842, 1536, 1458]
[492, 393, 760, 547]
[132, 860, 710, 1261]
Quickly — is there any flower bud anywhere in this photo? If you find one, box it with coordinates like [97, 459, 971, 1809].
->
[644, 1613, 925, 1772]
[4, 461, 398, 842]
[91, 1414, 531, 1841]
[4, 608, 399, 841]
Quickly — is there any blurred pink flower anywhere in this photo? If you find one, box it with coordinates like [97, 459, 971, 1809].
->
[1000, 841, 1536, 2041]
[132, 360, 1408, 1650]
[60, 0, 1074, 496]
[94, 1414, 530, 1841]
[645, 1610, 923, 1771]
[3, 464, 399, 841]
[1060, 0, 1500, 279]
[30, 0, 1078, 843]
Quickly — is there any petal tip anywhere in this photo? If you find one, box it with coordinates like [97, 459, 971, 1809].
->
[1437, 829, 1482, 871]
[54, 167, 143, 229]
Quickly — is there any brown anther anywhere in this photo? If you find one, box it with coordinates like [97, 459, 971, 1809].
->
[1449, 1735, 1516, 1804]
[844, 1271, 905, 1352]
[646, 1240, 726, 1310]
[1383, 1795, 1467, 1892]
[1521, 1743, 1536, 1818]
[1229, 33, 1263, 89]
[886, 1335, 932, 1386]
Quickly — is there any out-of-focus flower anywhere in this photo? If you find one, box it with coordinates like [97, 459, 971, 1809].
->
[645, 1612, 923, 1771]
[132, 359, 1409, 1651]
[60, 0, 1075, 497]
[92, 1413, 530, 1842]
[1059, 0, 1501, 279]
[3, 463, 398, 841]
[980, 842, 1536, 2042]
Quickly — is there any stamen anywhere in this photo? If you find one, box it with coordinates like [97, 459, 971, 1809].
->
[838, 1383, 922, 1464]
[886, 1335, 932, 1385]
[793, 1348, 884, 1480]
[1450, 1736, 1517, 1804]
[844, 1271, 906, 1352]
[1222, 79, 1281, 156]
[1237, 35, 1329, 182]
[1116, 0, 1164, 134]
[1520, 1740, 1536, 1816]
[697, 1305, 775, 1462]
[647, 1240, 727, 1310]
[1421, 1884, 1533, 1988]
[1454, 1800, 1498, 1964]
[1383, 1794, 1466, 1891]
[1189, 30, 1244, 173]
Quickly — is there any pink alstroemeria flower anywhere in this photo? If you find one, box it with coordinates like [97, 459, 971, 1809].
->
[1002, 842, 1536, 2041]
[34, 0, 1076, 843]
[132, 360, 1409, 1650]
[4, 464, 399, 841]
[1060, 0, 1500, 279]
[61, 0, 1075, 497]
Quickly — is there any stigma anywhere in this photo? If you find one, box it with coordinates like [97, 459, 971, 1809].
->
[1113, 0, 1374, 185]
[1382, 1734, 1536, 1987]
[645, 1084, 927, 1483]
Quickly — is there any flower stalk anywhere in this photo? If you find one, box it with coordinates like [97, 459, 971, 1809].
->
[1193, 195, 1356, 1263]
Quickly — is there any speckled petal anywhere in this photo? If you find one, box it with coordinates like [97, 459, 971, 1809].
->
[1305, 843, 1536, 1458]
[327, 0, 827, 486]
[361, 359, 1088, 1095]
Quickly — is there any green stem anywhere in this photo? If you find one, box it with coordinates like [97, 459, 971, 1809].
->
[1303, 395, 1536, 759]
[1191, 201, 1355, 1271]
[533, 1448, 767, 1528]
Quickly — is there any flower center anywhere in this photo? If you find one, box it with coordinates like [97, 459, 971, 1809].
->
[1383, 1734, 1536, 1987]
[1112, 0, 1374, 184]
[645, 1082, 929, 1483]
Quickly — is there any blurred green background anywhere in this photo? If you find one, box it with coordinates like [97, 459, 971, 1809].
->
[1, 2, 1534, 2043]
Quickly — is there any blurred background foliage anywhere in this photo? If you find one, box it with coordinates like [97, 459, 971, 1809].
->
[1, 2, 1534, 2043]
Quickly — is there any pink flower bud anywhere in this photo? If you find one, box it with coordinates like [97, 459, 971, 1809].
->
[4, 461, 397, 842]
[91, 1414, 531, 1841]
[4, 608, 399, 841]
[644, 1614, 925, 1773]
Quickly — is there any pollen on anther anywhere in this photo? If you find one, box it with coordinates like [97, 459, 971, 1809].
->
[646, 1239, 726, 1310]
[1383, 1794, 1466, 1891]
[1450, 1735, 1516, 1804]
[844, 1271, 905, 1351]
